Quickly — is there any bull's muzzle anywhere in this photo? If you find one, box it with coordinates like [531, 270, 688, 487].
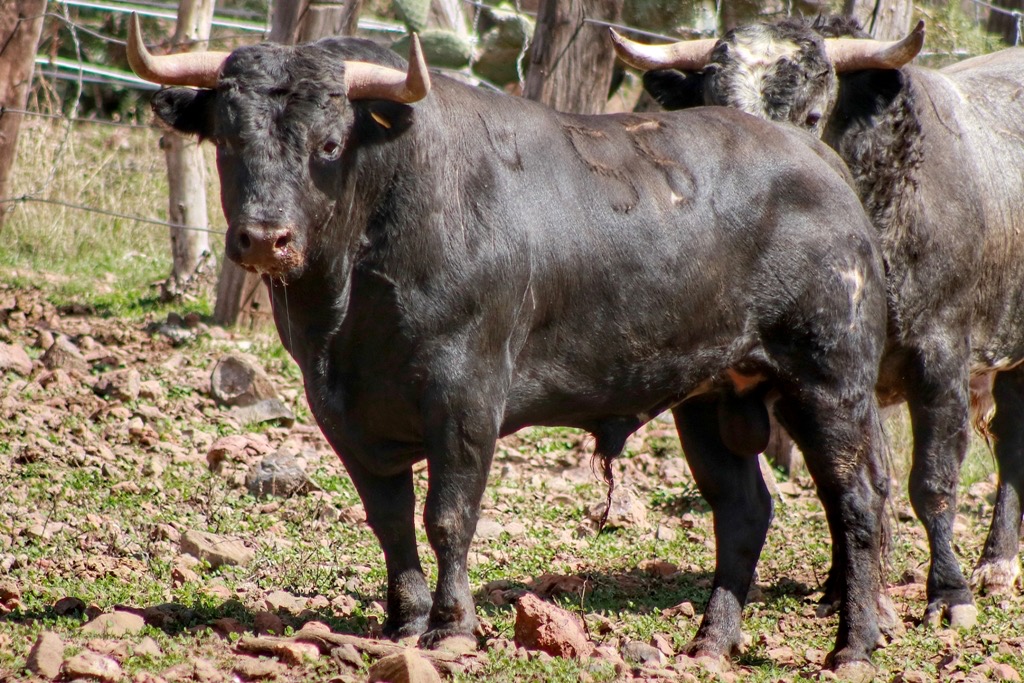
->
[231, 224, 298, 275]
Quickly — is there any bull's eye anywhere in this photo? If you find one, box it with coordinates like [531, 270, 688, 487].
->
[319, 140, 341, 161]
[805, 112, 822, 127]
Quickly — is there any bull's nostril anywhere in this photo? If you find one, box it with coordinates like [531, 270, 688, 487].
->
[275, 232, 291, 250]
[239, 233, 252, 250]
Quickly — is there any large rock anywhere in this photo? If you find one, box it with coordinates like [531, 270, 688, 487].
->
[93, 368, 141, 402]
[180, 530, 254, 568]
[210, 354, 278, 407]
[514, 592, 594, 660]
[367, 651, 442, 683]
[26, 631, 63, 679]
[0, 343, 32, 376]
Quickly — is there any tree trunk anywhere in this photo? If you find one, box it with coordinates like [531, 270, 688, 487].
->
[216, 0, 362, 328]
[843, 0, 914, 40]
[987, 1, 1022, 46]
[0, 0, 46, 228]
[162, 0, 215, 301]
[523, 0, 623, 114]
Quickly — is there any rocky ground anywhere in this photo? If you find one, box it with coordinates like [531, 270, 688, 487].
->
[0, 281, 1022, 682]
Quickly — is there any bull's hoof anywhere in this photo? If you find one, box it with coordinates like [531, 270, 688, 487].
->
[831, 660, 877, 683]
[971, 558, 1022, 596]
[417, 624, 479, 650]
[923, 600, 978, 630]
[383, 615, 429, 642]
[684, 632, 747, 659]
[815, 597, 840, 619]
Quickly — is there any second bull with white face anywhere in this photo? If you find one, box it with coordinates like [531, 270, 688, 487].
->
[614, 16, 1024, 628]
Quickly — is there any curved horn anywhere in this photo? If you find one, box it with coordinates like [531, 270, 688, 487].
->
[825, 20, 925, 73]
[127, 12, 229, 88]
[344, 33, 431, 103]
[608, 28, 718, 71]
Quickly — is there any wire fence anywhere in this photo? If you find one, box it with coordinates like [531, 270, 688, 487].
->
[4, 0, 1020, 241]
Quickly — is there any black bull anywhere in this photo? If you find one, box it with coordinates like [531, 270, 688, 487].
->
[130, 19, 890, 669]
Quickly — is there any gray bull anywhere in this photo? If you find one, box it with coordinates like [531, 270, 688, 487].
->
[614, 16, 1024, 629]
[129, 15, 890, 669]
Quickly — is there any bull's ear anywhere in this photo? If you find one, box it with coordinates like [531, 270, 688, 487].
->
[642, 69, 706, 111]
[151, 87, 216, 138]
[354, 100, 415, 143]
[830, 69, 904, 130]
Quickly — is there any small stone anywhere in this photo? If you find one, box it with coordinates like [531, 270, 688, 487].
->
[135, 636, 163, 658]
[245, 453, 317, 498]
[662, 601, 696, 619]
[81, 610, 146, 636]
[93, 368, 141, 402]
[180, 530, 254, 568]
[331, 643, 363, 670]
[434, 635, 477, 656]
[233, 656, 284, 680]
[650, 633, 674, 657]
[40, 336, 89, 374]
[26, 631, 63, 679]
[475, 517, 503, 539]
[265, 590, 306, 614]
[64, 651, 123, 682]
[254, 610, 286, 635]
[0, 343, 32, 376]
[53, 596, 86, 617]
[620, 640, 665, 667]
[587, 486, 648, 530]
[367, 651, 442, 683]
[229, 399, 295, 428]
[992, 663, 1022, 682]
[276, 641, 320, 665]
[210, 354, 279, 407]
[638, 559, 678, 577]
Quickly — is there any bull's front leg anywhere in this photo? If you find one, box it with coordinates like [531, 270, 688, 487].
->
[418, 389, 498, 649]
[344, 460, 432, 640]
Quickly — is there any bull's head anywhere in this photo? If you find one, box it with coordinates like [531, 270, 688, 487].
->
[611, 19, 924, 137]
[128, 14, 430, 281]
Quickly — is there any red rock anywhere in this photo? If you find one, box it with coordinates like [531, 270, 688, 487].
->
[514, 592, 594, 660]
[26, 631, 63, 679]
[367, 651, 441, 683]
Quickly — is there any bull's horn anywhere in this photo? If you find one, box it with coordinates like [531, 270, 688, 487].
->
[344, 33, 430, 103]
[127, 12, 228, 88]
[825, 20, 925, 73]
[608, 28, 717, 71]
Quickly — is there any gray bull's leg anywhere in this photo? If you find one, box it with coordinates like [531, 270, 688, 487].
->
[904, 342, 977, 628]
[673, 396, 773, 658]
[776, 386, 887, 669]
[973, 367, 1024, 593]
[345, 462, 432, 640]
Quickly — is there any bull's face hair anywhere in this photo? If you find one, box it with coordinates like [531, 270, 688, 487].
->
[702, 22, 838, 135]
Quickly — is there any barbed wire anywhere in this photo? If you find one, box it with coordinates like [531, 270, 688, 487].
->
[0, 195, 225, 235]
[1, 106, 151, 130]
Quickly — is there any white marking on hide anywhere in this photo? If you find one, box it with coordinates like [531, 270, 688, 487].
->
[670, 192, 684, 205]
[840, 267, 864, 330]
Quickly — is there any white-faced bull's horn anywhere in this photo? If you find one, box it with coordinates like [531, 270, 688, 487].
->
[608, 27, 717, 71]
[127, 13, 228, 88]
[343, 33, 431, 103]
[825, 20, 925, 73]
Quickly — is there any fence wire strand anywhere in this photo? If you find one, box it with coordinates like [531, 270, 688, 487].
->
[1, 195, 225, 235]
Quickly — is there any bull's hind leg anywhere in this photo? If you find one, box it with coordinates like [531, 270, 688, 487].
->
[345, 461, 433, 640]
[972, 367, 1024, 593]
[672, 395, 773, 658]
[775, 384, 887, 669]
[903, 340, 977, 627]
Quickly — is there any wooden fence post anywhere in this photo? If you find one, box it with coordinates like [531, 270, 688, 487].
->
[162, 0, 216, 301]
[523, 0, 622, 115]
[0, 0, 46, 228]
